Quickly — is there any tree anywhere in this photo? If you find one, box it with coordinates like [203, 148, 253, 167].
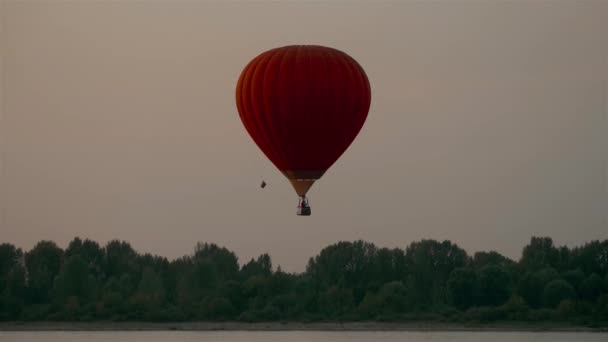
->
[356, 281, 409, 319]
[241, 254, 272, 280]
[542, 279, 576, 308]
[220, 280, 245, 312]
[579, 273, 603, 302]
[242, 275, 271, 300]
[377, 281, 409, 314]
[104, 240, 138, 278]
[194, 243, 239, 281]
[555, 246, 571, 271]
[0, 292, 24, 321]
[0, 244, 22, 284]
[318, 286, 354, 317]
[0, 245, 26, 321]
[357, 292, 383, 319]
[65, 238, 104, 278]
[372, 248, 406, 285]
[2, 236, 607, 323]
[517, 268, 558, 308]
[306, 241, 377, 303]
[405, 239, 468, 305]
[25, 241, 63, 303]
[2, 264, 26, 299]
[472, 251, 514, 269]
[194, 260, 219, 292]
[561, 269, 585, 292]
[132, 267, 165, 313]
[568, 240, 608, 276]
[520, 237, 559, 271]
[201, 296, 235, 320]
[477, 265, 511, 306]
[53, 255, 94, 301]
[447, 268, 477, 310]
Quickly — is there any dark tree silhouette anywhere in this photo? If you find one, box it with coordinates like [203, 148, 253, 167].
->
[0, 236, 606, 325]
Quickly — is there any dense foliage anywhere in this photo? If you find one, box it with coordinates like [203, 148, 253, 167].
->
[0, 237, 607, 325]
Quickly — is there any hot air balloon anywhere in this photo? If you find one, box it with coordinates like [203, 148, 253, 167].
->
[236, 45, 371, 215]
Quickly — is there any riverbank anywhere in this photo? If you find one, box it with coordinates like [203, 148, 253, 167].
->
[1, 321, 607, 332]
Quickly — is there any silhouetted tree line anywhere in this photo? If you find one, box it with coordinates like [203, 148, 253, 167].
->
[1, 237, 607, 325]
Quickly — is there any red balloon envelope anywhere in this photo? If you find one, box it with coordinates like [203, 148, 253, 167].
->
[236, 45, 371, 215]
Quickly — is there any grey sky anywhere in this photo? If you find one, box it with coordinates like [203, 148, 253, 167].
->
[1, 1, 607, 272]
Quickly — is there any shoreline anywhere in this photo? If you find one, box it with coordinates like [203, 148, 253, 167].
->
[1, 322, 607, 332]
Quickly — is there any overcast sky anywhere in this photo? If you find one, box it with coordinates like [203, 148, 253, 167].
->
[1, 1, 606, 272]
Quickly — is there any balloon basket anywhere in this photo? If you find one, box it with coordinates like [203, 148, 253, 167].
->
[297, 196, 311, 216]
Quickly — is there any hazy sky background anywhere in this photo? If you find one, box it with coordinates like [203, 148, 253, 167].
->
[1, 1, 607, 272]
